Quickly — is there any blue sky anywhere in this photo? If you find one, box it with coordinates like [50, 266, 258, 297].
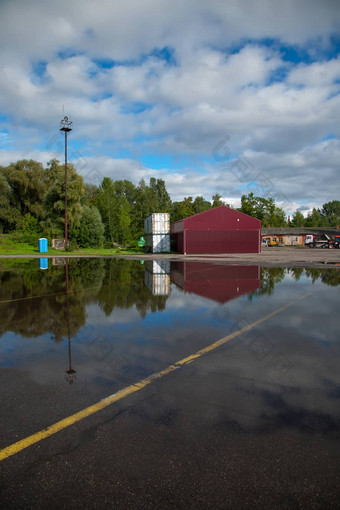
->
[0, 0, 339, 214]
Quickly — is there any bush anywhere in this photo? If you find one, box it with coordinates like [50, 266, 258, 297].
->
[19, 213, 41, 234]
[71, 206, 104, 248]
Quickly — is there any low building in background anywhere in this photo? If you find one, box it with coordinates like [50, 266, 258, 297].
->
[261, 227, 340, 247]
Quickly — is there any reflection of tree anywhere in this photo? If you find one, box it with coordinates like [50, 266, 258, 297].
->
[289, 267, 304, 281]
[0, 258, 169, 342]
[95, 259, 168, 319]
[304, 268, 340, 287]
[250, 267, 286, 297]
[249, 266, 340, 299]
[0, 261, 88, 342]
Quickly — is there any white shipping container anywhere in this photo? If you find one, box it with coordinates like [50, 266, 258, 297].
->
[144, 271, 170, 296]
[144, 213, 170, 234]
[145, 260, 170, 274]
[145, 234, 170, 253]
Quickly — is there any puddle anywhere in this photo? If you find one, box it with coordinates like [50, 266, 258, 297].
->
[0, 258, 339, 439]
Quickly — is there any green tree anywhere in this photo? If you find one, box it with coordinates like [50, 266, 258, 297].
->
[305, 208, 322, 227]
[82, 183, 98, 206]
[0, 160, 48, 230]
[240, 193, 287, 226]
[212, 193, 224, 207]
[321, 200, 340, 227]
[171, 197, 195, 222]
[71, 206, 104, 247]
[95, 177, 117, 245]
[291, 210, 305, 227]
[43, 159, 84, 237]
[116, 196, 131, 244]
[0, 172, 21, 232]
[193, 196, 212, 214]
[155, 179, 171, 212]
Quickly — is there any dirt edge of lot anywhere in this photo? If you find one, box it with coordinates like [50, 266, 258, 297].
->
[0, 247, 339, 268]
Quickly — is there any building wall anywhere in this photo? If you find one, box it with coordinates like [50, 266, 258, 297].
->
[171, 232, 184, 253]
[184, 229, 260, 254]
[262, 234, 306, 246]
[284, 235, 305, 246]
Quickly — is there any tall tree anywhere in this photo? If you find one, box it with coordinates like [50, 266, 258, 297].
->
[212, 193, 224, 207]
[171, 197, 195, 222]
[43, 159, 84, 237]
[291, 210, 305, 227]
[305, 208, 322, 227]
[321, 200, 340, 227]
[95, 177, 117, 245]
[156, 179, 171, 212]
[0, 160, 48, 229]
[0, 172, 21, 232]
[240, 193, 287, 227]
[193, 196, 212, 214]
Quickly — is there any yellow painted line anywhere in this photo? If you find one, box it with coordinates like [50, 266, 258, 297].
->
[0, 293, 311, 462]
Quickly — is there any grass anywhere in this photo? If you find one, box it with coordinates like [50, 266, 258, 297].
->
[0, 233, 145, 257]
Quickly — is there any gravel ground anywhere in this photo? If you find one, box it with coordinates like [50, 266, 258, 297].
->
[1, 247, 338, 268]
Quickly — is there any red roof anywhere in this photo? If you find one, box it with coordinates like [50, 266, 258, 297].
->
[171, 205, 261, 232]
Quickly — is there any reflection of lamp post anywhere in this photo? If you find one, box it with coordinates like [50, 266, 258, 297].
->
[59, 115, 73, 248]
[64, 259, 77, 384]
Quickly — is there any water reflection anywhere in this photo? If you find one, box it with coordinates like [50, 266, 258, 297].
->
[0, 258, 339, 440]
[171, 262, 260, 303]
[65, 260, 77, 384]
[0, 259, 339, 344]
[144, 260, 170, 296]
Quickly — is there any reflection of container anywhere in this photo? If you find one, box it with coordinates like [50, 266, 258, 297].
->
[144, 234, 170, 253]
[145, 271, 170, 295]
[145, 260, 170, 274]
[144, 259, 170, 295]
[39, 258, 48, 270]
[38, 238, 48, 253]
[144, 213, 170, 235]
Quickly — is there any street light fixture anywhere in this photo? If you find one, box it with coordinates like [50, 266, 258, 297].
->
[59, 115, 73, 248]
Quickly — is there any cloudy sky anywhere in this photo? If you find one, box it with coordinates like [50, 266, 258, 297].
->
[0, 0, 339, 214]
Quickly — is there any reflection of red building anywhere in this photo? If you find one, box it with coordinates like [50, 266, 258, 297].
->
[171, 262, 261, 304]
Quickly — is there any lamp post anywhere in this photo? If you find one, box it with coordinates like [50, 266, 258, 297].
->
[59, 116, 73, 248]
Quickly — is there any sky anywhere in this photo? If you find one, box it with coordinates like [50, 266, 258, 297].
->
[0, 0, 339, 215]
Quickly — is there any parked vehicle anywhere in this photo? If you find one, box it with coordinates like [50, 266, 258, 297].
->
[305, 234, 332, 248]
[328, 236, 340, 249]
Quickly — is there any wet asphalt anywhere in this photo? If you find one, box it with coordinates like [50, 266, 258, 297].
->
[1, 338, 339, 509]
[1, 260, 340, 509]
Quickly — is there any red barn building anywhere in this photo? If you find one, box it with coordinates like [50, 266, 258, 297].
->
[171, 205, 261, 254]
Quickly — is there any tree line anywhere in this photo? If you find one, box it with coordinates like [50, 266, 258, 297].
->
[0, 159, 339, 248]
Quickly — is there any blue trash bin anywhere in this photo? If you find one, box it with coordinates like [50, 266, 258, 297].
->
[38, 238, 48, 253]
[39, 258, 48, 270]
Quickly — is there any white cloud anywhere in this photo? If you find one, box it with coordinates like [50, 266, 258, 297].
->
[0, 0, 339, 211]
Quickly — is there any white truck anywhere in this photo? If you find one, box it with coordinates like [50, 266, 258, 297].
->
[305, 233, 331, 248]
